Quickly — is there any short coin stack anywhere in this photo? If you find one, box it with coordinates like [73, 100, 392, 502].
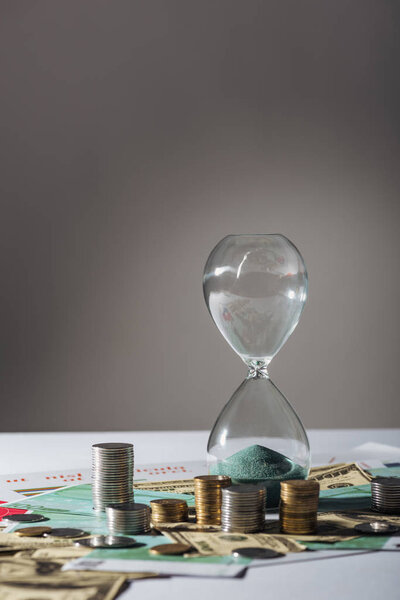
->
[194, 475, 232, 525]
[221, 484, 266, 533]
[371, 477, 400, 514]
[280, 480, 320, 534]
[106, 502, 151, 534]
[92, 442, 134, 511]
[150, 499, 188, 526]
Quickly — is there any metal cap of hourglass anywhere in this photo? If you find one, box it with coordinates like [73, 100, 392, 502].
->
[203, 234, 310, 507]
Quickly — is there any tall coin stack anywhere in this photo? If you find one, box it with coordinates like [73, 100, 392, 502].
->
[371, 477, 400, 514]
[150, 499, 188, 526]
[280, 480, 320, 534]
[106, 502, 151, 534]
[221, 485, 266, 533]
[194, 475, 231, 525]
[92, 442, 134, 511]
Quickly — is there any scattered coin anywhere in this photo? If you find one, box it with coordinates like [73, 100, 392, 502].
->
[5, 513, 49, 523]
[149, 543, 192, 555]
[354, 521, 399, 535]
[15, 526, 52, 537]
[43, 528, 88, 538]
[232, 547, 284, 559]
[75, 535, 138, 548]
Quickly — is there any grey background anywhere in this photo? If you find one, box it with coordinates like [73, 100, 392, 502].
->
[1, 1, 399, 432]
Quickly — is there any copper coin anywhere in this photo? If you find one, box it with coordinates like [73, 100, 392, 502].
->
[15, 526, 52, 537]
[149, 543, 192, 555]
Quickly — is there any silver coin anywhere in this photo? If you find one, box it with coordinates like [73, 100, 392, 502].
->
[372, 501, 400, 505]
[5, 513, 48, 523]
[43, 528, 88, 538]
[224, 486, 265, 495]
[371, 500, 400, 506]
[354, 521, 399, 534]
[373, 492, 400, 497]
[371, 498, 400, 502]
[223, 526, 263, 533]
[75, 535, 138, 548]
[93, 442, 133, 449]
[232, 547, 283, 559]
[107, 502, 144, 510]
[109, 527, 151, 535]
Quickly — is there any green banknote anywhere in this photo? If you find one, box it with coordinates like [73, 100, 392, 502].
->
[3, 484, 195, 534]
[2, 485, 246, 577]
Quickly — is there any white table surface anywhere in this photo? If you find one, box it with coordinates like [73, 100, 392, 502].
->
[1, 428, 400, 599]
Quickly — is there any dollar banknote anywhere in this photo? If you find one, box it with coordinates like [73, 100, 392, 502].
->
[134, 464, 371, 496]
[0, 531, 72, 553]
[133, 479, 195, 495]
[308, 463, 347, 476]
[0, 554, 126, 600]
[308, 462, 372, 490]
[154, 521, 220, 532]
[164, 530, 306, 555]
[14, 547, 161, 580]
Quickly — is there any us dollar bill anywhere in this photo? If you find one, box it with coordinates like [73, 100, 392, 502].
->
[265, 510, 400, 542]
[321, 510, 400, 528]
[13, 548, 160, 580]
[0, 531, 72, 553]
[133, 479, 195, 495]
[154, 521, 220, 532]
[308, 463, 347, 476]
[163, 530, 306, 555]
[308, 462, 371, 490]
[0, 554, 126, 600]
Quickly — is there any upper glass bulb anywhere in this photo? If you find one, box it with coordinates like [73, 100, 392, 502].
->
[203, 234, 308, 367]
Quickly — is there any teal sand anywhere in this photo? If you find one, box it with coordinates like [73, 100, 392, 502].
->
[210, 444, 307, 507]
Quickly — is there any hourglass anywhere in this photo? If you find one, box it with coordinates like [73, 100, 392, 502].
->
[203, 234, 310, 507]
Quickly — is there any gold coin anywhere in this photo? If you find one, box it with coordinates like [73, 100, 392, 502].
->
[279, 479, 319, 534]
[15, 526, 52, 537]
[149, 543, 192, 555]
[194, 475, 231, 525]
[151, 499, 186, 506]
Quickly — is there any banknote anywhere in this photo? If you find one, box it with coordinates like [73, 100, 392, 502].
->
[14, 548, 161, 580]
[2, 483, 195, 537]
[0, 531, 72, 551]
[308, 462, 372, 491]
[134, 479, 195, 495]
[155, 521, 220, 532]
[263, 511, 364, 541]
[308, 463, 347, 476]
[0, 554, 126, 600]
[322, 510, 400, 528]
[164, 530, 306, 555]
[136, 465, 371, 496]
[14, 547, 91, 560]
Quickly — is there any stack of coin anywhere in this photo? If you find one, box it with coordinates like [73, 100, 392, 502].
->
[194, 475, 231, 525]
[221, 484, 266, 533]
[371, 477, 400, 514]
[279, 480, 320, 534]
[92, 442, 134, 511]
[106, 502, 151, 534]
[150, 499, 188, 526]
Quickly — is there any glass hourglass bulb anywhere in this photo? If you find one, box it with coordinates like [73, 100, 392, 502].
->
[203, 234, 310, 506]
